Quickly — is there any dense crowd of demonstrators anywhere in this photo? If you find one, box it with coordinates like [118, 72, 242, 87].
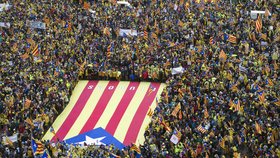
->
[0, 0, 279, 157]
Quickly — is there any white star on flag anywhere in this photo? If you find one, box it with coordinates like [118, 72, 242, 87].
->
[76, 136, 106, 146]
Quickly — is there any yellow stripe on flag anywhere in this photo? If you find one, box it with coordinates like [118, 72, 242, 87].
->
[135, 83, 165, 145]
[114, 82, 150, 143]
[94, 82, 130, 129]
[42, 81, 89, 141]
[64, 81, 109, 140]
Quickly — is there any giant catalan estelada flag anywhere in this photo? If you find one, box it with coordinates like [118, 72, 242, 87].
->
[43, 81, 165, 149]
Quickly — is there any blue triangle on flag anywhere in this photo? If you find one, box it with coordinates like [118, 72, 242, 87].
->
[65, 127, 125, 149]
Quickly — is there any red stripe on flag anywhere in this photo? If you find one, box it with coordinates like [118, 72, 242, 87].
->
[51, 81, 98, 141]
[123, 83, 161, 146]
[105, 82, 140, 135]
[79, 81, 119, 134]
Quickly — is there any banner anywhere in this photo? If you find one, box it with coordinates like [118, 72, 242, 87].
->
[43, 81, 165, 146]
[27, 20, 46, 29]
[117, 1, 133, 8]
[170, 129, 182, 144]
[0, 22, 10, 28]
[2, 133, 18, 145]
[119, 29, 137, 37]
[171, 66, 185, 75]
[0, 4, 12, 12]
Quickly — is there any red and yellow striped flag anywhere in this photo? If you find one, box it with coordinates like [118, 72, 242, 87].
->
[171, 102, 181, 117]
[178, 20, 184, 27]
[230, 84, 239, 92]
[219, 136, 226, 149]
[21, 53, 29, 59]
[255, 121, 262, 134]
[5, 137, 14, 146]
[27, 38, 35, 47]
[229, 99, 234, 110]
[25, 118, 34, 126]
[103, 27, 111, 36]
[43, 81, 165, 146]
[256, 15, 262, 33]
[32, 139, 44, 155]
[179, 0, 185, 6]
[261, 33, 267, 40]
[24, 99, 31, 109]
[131, 143, 141, 154]
[204, 108, 209, 118]
[209, 36, 214, 45]
[197, 124, 207, 133]
[31, 44, 39, 56]
[234, 100, 241, 112]
[185, 2, 189, 9]
[219, 49, 227, 62]
[228, 34, 237, 43]
[67, 22, 72, 32]
[178, 110, 182, 120]
[143, 30, 148, 41]
[258, 91, 265, 103]
[249, 32, 256, 42]
[266, 79, 273, 87]
[151, 32, 158, 41]
[83, 2, 90, 10]
[111, 0, 117, 5]
[160, 119, 172, 132]
[274, 99, 280, 106]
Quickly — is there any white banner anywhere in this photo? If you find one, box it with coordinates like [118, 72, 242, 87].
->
[119, 29, 137, 37]
[0, 22, 10, 28]
[171, 66, 185, 75]
[117, 1, 133, 8]
[2, 133, 18, 145]
[28, 21, 46, 29]
[0, 3, 12, 12]
[170, 134, 179, 144]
